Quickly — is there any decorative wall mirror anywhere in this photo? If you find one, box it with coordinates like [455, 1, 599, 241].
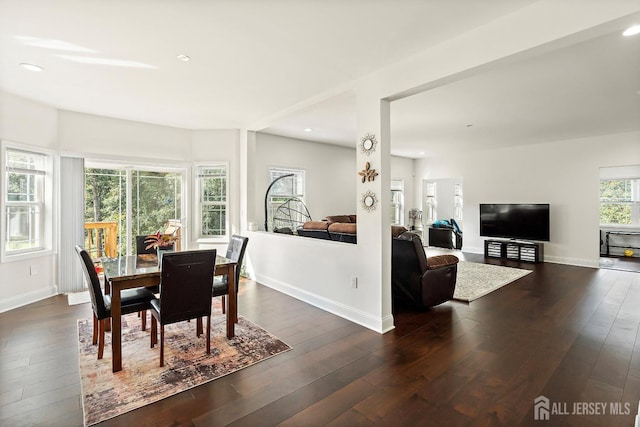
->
[361, 190, 378, 212]
[360, 133, 378, 155]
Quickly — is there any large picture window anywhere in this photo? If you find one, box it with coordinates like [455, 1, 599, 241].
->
[85, 164, 184, 257]
[2, 145, 53, 257]
[195, 164, 228, 240]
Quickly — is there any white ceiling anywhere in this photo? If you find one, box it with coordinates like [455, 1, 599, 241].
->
[1, 1, 639, 158]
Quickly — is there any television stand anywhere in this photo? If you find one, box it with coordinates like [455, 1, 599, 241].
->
[484, 239, 544, 263]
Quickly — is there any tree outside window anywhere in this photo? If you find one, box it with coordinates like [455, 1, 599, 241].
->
[196, 165, 228, 239]
[600, 178, 638, 225]
[85, 166, 183, 256]
[4, 148, 49, 254]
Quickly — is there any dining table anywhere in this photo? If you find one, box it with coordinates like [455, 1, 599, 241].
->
[101, 253, 237, 373]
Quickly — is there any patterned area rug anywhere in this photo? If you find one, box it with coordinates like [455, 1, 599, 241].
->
[454, 261, 532, 302]
[78, 307, 291, 426]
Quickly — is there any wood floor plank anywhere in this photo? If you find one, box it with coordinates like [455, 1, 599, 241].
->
[1, 260, 639, 426]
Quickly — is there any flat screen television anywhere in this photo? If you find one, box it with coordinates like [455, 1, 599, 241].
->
[480, 203, 550, 242]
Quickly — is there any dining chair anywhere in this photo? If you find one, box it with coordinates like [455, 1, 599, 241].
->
[150, 249, 217, 367]
[213, 235, 249, 316]
[75, 246, 156, 360]
[136, 235, 156, 255]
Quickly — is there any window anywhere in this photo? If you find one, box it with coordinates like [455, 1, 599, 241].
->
[2, 145, 53, 257]
[391, 179, 404, 226]
[267, 167, 306, 232]
[195, 164, 228, 240]
[85, 164, 184, 256]
[600, 178, 640, 225]
[454, 182, 463, 222]
[424, 181, 437, 224]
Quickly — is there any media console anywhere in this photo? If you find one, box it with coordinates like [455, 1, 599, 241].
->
[484, 239, 544, 263]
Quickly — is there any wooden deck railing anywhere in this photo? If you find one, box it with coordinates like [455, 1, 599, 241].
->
[84, 221, 118, 259]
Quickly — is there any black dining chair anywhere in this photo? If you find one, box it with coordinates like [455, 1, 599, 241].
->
[213, 235, 249, 317]
[75, 246, 156, 360]
[150, 249, 217, 367]
[136, 235, 156, 255]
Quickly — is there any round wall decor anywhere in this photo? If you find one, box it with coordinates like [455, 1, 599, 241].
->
[361, 190, 378, 212]
[360, 133, 378, 155]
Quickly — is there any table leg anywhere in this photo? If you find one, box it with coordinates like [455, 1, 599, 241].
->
[226, 264, 236, 339]
[111, 282, 123, 372]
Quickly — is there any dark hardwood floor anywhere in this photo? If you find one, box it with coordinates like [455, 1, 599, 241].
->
[1, 255, 639, 426]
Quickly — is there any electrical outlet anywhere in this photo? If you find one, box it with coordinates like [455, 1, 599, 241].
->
[30, 265, 38, 275]
[351, 276, 358, 288]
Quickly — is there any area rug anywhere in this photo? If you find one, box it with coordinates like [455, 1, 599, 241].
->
[78, 308, 291, 426]
[68, 290, 90, 306]
[453, 261, 532, 302]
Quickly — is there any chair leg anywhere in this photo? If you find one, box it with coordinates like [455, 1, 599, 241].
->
[221, 295, 226, 314]
[150, 317, 157, 348]
[92, 313, 98, 346]
[141, 310, 147, 331]
[159, 325, 165, 367]
[206, 315, 211, 355]
[98, 318, 107, 360]
[196, 317, 203, 337]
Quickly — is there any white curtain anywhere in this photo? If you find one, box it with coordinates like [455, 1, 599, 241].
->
[58, 156, 85, 294]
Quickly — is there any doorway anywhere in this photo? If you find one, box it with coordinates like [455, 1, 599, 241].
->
[598, 165, 640, 272]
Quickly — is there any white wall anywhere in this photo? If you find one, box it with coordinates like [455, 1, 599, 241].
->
[251, 132, 415, 228]
[414, 131, 640, 267]
[0, 94, 242, 312]
[0, 92, 59, 311]
[191, 129, 241, 255]
[245, 131, 412, 332]
[251, 132, 357, 229]
[58, 110, 192, 161]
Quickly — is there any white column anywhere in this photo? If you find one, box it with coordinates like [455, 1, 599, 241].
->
[355, 86, 394, 332]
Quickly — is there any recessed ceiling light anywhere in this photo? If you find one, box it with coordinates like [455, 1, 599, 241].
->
[418, 151, 425, 155]
[623, 25, 640, 36]
[304, 128, 312, 132]
[177, 54, 190, 62]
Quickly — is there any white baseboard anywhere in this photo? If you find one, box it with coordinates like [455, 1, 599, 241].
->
[466, 246, 601, 269]
[544, 256, 600, 269]
[254, 273, 394, 334]
[0, 285, 58, 313]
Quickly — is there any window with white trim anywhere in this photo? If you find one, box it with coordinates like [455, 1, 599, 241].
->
[600, 178, 640, 225]
[391, 179, 404, 226]
[2, 145, 53, 256]
[267, 167, 305, 232]
[195, 164, 228, 240]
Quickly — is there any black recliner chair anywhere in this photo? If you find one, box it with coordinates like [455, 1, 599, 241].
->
[391, 231, 459, 308]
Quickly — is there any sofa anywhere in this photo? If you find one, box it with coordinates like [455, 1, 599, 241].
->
[297, 214, 358, 242]
[297, 215, 407, 243]
[392, 231, 459, 308]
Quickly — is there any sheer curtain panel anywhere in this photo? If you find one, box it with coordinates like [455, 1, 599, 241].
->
[58, 156, 85, 293]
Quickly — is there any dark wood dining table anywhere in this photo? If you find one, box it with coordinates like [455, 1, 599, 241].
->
[102, 253, 237, 372]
